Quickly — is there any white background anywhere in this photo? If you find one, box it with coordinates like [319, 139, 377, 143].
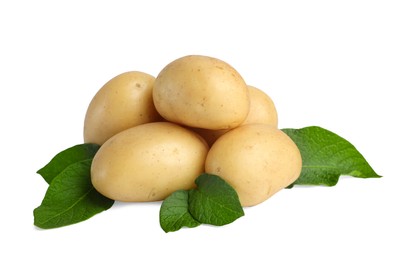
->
[1, 0, 404, 259]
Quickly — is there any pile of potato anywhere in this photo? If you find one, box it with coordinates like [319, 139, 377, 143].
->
[85, 55, 302, 207]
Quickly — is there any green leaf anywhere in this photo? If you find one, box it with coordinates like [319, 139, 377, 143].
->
[159, 174, 244, 232]
[188, 173, 244, 226]
[159, 190, 201, 233]
[34, 160, 114, 229]
[282, 126, 381, 187]
[37, 143, 100, 184]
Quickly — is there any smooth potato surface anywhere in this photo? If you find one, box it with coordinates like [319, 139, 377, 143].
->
[153, 55, 250, 130]
[205, 124, 302, 206]
[192, 85, 278, 146]
[243, 86, 278, 126]
[84, 71, 161, 145]
[91, 122, 209, 202]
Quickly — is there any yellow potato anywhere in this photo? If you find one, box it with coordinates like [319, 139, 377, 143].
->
[84, 71, 162, 145]
[153, 55, 250, 130]
[243, 85, 278, 126]
[190, 127, 228, 147]
[205, 124, 302, 207]
[192, 85, 278, 146]
[91, 122, 209, 202]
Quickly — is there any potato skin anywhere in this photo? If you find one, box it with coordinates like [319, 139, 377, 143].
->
[192, 85, 278, 146]
[91, 122, 209, 202]
[243, 86, 278, 127]
[205, 124, 302, 207]
[84, 71, 161, 145]
[153, 55, 250, 130]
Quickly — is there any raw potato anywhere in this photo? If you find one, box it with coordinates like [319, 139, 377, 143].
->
[192, 85, 278, 146]
[83, 71, 162, 145]
[153, 55, 250, 130]
[205, 124, 302, 207]
[243, 85, 278, 126]
[91, 122, 209, 202]
[190, 128, 229, 148]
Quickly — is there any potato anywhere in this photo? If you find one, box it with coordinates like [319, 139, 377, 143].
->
[153, 55, 250, 130]
[83, 71, 162, 145]
[192, 85, 278, 146]
[91, 122, 209, 202]
[205, 124, 302, 207]
[243, 85, 278, 126]
[190, 127, 229, 148]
